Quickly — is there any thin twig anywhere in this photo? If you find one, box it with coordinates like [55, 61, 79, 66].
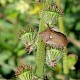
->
[68, 36, 80, 49]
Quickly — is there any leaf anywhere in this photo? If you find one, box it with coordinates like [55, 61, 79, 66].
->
[75, 22, 80, 31]
[17, 49, 26, 57]
[0, 51, 12, 61]
[1, 64, 11, 74]
[8, 57, 16, 67]
[0, 20, 13, 30]
[0, 32, 14, 41]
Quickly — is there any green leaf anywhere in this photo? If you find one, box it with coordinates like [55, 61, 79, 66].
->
[75, 22, 80, 31]
[17, 49, 26, 57]
[0, 51, 12, 61]
[0, 20, 13, 30]
[1, 64, 11, 74]
[8, 57, 16, 67]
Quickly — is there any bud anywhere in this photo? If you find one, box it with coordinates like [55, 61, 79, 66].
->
[68, 54, 78, 70]
[46, 48, 63, 68]
[15, 64, 32, 80]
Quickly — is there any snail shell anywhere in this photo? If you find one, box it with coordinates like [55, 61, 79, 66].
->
[39, 27, 68, 48]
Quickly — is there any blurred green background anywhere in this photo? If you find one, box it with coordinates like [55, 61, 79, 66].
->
[0, 0, 80, 80]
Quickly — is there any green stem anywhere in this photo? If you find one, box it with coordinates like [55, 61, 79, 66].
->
[35, 15, 47, 78]
[63, 47, 69, 80]
[35, 0, 54, 78]
[56, 0, 69, 80]
[56, 0, 65, 34]
[58, 17, 65, 33]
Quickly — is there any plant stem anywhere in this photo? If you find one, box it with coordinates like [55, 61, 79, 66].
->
[68, 36, 80, 49]
[56, 0, 65, 34]
[35, 15, 47, 78]
[63, 47, 69, 80]
[35, 0, 53, 78]
[56, 0, 69, 80]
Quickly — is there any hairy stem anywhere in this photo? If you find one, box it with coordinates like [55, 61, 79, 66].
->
[35, 15, 47, 78]
[35, 0, 53, 78]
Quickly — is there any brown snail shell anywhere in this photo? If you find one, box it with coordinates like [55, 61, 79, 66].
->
[39, 27, 68, 49]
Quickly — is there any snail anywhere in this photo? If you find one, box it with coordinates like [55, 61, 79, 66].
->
[39, 27, 68, 48]
[39, 27, 68, 49]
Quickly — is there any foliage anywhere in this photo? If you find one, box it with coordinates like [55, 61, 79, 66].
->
[0, 0, 80, 80]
